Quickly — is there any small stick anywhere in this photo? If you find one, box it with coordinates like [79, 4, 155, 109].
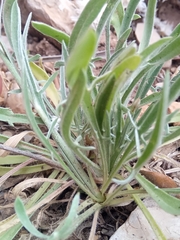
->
[39, 49, 115, 62]
[0, 144, 63, 170]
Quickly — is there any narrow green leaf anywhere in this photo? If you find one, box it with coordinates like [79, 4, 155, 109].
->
[28, 54, 41, 62]
[133, 14, 141, 20]
[59, 41, 68, 101]
[137, 66, 180, 134]
[140, 92, 160, 106]
[163, 127, 180, 145]
[95, 54, 141, 131]
[95, 74, 116, 132]
[96, 0, 121, 40]
[66, 29, 97, 88]
[149, 35, 180, 65]
[10, 0, 23, 66]
[121, 64, 152, 104]
[138, 0, 157, 52]
[99, 48, 123, 75]
[49, 194, 80, 240]
[168, 73, 180, 104]
[22, 13, 32, 50]
[135, 71, 169, 170]
[131, 187, 167, 240]
[32, 22, 70, 46]
[0, 155, 28, 165]
[61, 71, 86, 149]
[140, 37, 171, 59]
[0, 164, 52, 176]
[119, 0, 140, 35]
[111, 72, 170, 186]
[170, 23, 180, 37]
[0, 107, 43, 125]
[136, 65, 161, 99]
[68, 0, 107, 52]
[136, 173, 180, 215]
[115, 28, 131, 50]
[111, 43, 137, 69]
[15, 197, 48, 239]
[0, 171, 61, 239]
[3, 0, 15, 46]
[82, 89, 101, 139]
[111, 2, 124, 38]
[113, 54, 141, 78]
[105, 18, 111, 61]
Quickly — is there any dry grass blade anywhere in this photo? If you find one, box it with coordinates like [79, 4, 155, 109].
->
[0, 179, 74, 233]
[12, 177, 67, 196]
[88, 209, 100, 240]
[0, 131, 35, 157]
[0, 158, 35, 187]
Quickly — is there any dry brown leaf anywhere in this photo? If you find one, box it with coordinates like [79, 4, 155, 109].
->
[140, 169, 177, 188]
[12, 178, 63, 196]
[0, 71, 26, 113]
[167, 102, 180, 126]
[0, 72, 2, 95]
[5, 81, 26, 113]
[138, 104, 150, 119]
[168, 102, 180, 114]
[146, 90, 153, 96]
[0, 131, 36, 157]
[0, 71, 9, 106]
[171, 65, 180, 79]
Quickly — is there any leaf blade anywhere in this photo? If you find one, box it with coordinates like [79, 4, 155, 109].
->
[136, 173, 180, 215]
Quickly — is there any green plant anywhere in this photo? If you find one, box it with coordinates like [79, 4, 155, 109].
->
[1, 0, 180, 239]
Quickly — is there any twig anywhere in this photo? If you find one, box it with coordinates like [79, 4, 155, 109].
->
[88, 209, 100, 240]
[38, 49, 115, 62]
[0, 144, 63, 170]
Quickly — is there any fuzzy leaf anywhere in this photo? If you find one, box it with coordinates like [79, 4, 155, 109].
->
[95, 54, 141, 131]
[135, 72, 169, 170]
[66, 29, 97, 88]
[3, 0, 15, 46]
[32, 22, 70, 46]
[68, 0, 107, 52]
[15, 197, 48, 239]
[61, 70, 86, 149]
[136, 173, 180, 215]
[49, 194, 80, 240]
[0, 107, 43, 125]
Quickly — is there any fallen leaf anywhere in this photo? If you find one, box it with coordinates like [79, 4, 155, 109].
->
[140, 169, 177, 188]
[0, 131, 35, 157]
[5, 81, 26, 114]
[0, 71, 9, 106]
[168, 102, 180, 126]
[168, 102, 180, 114]
[171, 66, 180, 79]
